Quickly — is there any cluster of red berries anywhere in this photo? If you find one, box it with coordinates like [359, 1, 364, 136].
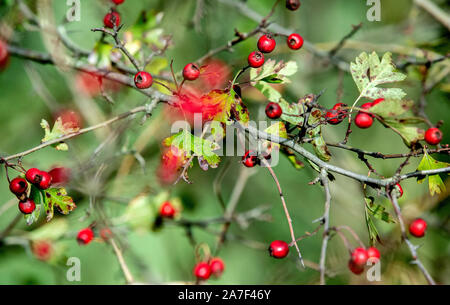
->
[159, 201, 177, 218]
[268, 240, 290, 258]
[248, 31, 303, 68]
[326, 102, 348, 125]
[9, 168, 53, 215]
[354, 98, 384, 129]
[193, 257, 225, 281]
[348, 246, 380, 275]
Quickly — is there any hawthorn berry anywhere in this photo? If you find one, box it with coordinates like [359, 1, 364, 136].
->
[366, 247, 381, 261]
[48, 167, 71, 186]
[183, 63, 200, 81]
[242, 150, 259, 168]
[9, 177, 28, 196]
[209, 257, 225, 277]
[265, 102, 283, 119]
[348, 259, 364, 275]
[193, 262, 211, 280]
[424, 127, 443, 145]
[286, 0, 301, 11]
[25, 168, 41, 184]
[18, 199, 36, 215]
[159, 201, 176, 218]
[38, 171, 52, 190]
[409, 218, 427, 238]
[354, 112, 373, 129]
[371, 98, 384, 107]
[77, 228, 95, 245]
[103, 11, 121, 29]
[350, 247, 368, 266]
[112, 0, 125, 5]
[287, 33, 304, 50]
[326, 109, 341, 125]
[32, 241, 53, 261]
[248, 51, 265, 68]
[134, 71, 153, 89]
[257, 34, 276, 53]
[0, 40, 9, 70]
[394, 183, 403, 198]
[269, 240, 289, 259]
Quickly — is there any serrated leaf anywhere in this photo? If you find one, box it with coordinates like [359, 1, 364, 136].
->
[351, 52, 406, 100]
[416, 150, 449, 196]
[364, 200, 382, 245]
[383, 119, 425, 147]
[369, 99, 413, 118]
[254, 81, 282, 102]
[163, 130, 220, 168]
[365, 198, 396, 223]
[250, 59, 297, 84]
[42, 188, 76, 222]
[279, 98, 305, 126]
[40, 118, 79, 151]
[307, 109, 331, 162]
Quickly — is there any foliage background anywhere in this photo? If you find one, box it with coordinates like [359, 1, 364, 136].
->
[0, 0, 449, 284]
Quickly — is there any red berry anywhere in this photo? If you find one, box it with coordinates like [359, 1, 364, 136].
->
[265, 102, 283, 119]
[257, 34, 276, 53]
[0, 40, 9, 70]
[193, 262, 211, 280]
[332, 102, 347, 110]
[134, 71, 153, 89]
[77, 228, 94, 245]
[360, 102, 373, 110]
[38, 171, 52, 190]
[286, 0, 301, 11]
[32, 240, 53, 261]
[103, 11, 120, 29]
[248, 51, 265, 68]
[269, 240, 289, 259]
[112, 0, 125, 4]
[354, 112, 373, 129]
[18, 199, 36, 215]
[183, 63, 200, 81]
[242, 150, 259, 168]
[351, 247, 368, 266]
[366, 247, 380, 261]
[9, 177, 28, 195]
[100, 228, 113, 241]
[424, 127, 443, 145]
[394, 183, 403, 198]
[287, 33, 303, 50]
[25, 168, 41, 184]
[371, 98, 384, 107]
[209, 257, 225, 277]
[48, 167, 71, 186]
[348, 259, 364, 275]
[409, 218, 427, 238]
[159, 201, 176, 218]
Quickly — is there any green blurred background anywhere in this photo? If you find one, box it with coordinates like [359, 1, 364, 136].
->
[0, 0, 449, 285]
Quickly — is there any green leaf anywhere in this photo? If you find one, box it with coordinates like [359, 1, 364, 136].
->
[263, 122, 288, 153]
[27, 219, 69, 241]
[124, 193, 157, 231]
[42, 188, 76, 222]
[250, 59, 297, 84]
[283, 148, 305, 170]
[369, 99, 413, 118]
[40, 118, 79, 151]
[25, 185, 43, 226]
[307, 109, 331, 162]
[416, 150, 449, 196]
[365, 198, 396, 223]
[254, 81, 282, 102]
[364, 199, 382, 245]
[351, 52, 406, 100]
[163, 130, 220, 168]
[90, 41, 114, 69]
[279, 98, 305, 126]
[383, 119, 425, 147]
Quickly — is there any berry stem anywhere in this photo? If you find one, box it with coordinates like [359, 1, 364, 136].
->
[109, 238, 135, 284]
[318, 168, 331, 285]
[260, 158, 305, 268]
[387, 189, 436, 285]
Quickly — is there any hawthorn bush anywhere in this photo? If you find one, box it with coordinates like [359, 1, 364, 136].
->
[0, 0, 449, 285]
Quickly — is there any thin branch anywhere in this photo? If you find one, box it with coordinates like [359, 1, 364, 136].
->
[414, 0, 450, 31]
[2, 100, 160, 161]
[109, 238, 135, 284]
[318, 168, 331, 285]
[388, 191, 436, 285]
[329, 23, 362, 57]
